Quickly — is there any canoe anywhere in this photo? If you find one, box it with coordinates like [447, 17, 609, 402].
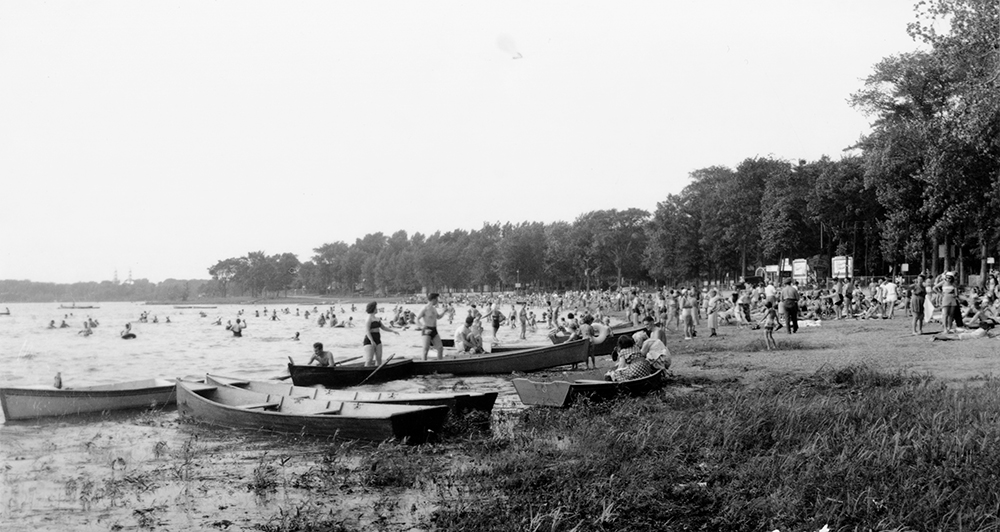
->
[512, 370, 665, 408]
[205, 374, 497, 416]
[176, 379, 448, 443]
[0, 378, 176, 421]
[59, 304, 99, 309]
[288, 358, 414, 388]
[550, 324, 647, 356]
[411, 339, 590, 376]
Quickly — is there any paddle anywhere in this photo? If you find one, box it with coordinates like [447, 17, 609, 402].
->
[356, 353, 396, 386]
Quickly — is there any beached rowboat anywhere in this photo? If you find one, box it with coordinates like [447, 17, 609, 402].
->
[411, 339, 590, 376]
[288, 358, 414, 388]
[512, 370, 664, 408]
[205, 374, 497, 416]
[176, 379, 448, 443]
[550, 324, 646, 357]
[0, 378, 176, 421]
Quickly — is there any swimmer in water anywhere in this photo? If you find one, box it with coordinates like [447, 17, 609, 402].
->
[231, 318, 245, 337]
[292, 332, 300, 340]
[120, 323, 136, 339]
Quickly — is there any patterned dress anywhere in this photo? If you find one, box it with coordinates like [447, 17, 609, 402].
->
[609, 346, 653, 382]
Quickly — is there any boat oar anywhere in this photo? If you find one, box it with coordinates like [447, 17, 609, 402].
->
[356, 353, 396, 386]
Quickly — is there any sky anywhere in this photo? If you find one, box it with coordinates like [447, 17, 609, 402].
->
[0, 1, 926, 284]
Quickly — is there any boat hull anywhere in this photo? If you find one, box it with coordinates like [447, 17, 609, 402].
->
[550, 324, 647, 356]
[205, 374, 497, 416]
[176, 380, 448, 443]
[288, 358, 414, 387]
[513, 370, 664, 407]
[0, 379, 176, 421]
[411, 339, 590, 376]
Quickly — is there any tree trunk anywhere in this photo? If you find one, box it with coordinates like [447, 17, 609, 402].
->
[943, 235, 951, 273]
[980, 237, 988, 288]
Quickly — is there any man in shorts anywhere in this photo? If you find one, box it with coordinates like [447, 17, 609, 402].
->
[418, 293, 448, 360]
[910, 274, 927, 335]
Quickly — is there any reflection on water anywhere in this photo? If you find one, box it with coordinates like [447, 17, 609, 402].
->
[0, 301, 559, 530]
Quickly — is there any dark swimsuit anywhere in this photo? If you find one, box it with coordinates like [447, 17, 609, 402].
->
[422, 326, 440, 340]
[363, 320, 382, 346]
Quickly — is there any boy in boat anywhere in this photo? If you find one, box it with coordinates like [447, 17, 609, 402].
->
[454, 316, 483, 354]
[417, 293, 448, 360]
[309, 342, 335, 366]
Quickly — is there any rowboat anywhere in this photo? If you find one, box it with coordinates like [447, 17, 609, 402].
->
[288, 358, 414, 388]
[0, 378, 176, 421]
[59, 304, 99, 310]
[550, 324, 647, 356]
[410, 339, 590, 376]
[205, 374, 498, 416]
[512, 370, 664, 407]
[176, 379, 448, 443]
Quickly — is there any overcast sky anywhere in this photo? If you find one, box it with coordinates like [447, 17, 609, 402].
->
[0, 1, 924, 284]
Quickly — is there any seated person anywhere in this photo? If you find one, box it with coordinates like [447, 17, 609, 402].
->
[605, 335, 654, 382]
[308, 342, 335, 366]
[454, 317, 483, 354]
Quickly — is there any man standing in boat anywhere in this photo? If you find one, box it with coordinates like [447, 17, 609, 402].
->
[417, 292, 448, 360]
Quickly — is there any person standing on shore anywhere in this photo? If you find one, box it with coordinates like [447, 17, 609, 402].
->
[780, 279, 799, 334]
[417, 293, 448, 360]
[910, 275, 927, 335]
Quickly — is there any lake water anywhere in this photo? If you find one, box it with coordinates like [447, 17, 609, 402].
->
[0, 301, 551, 391]
[0, 301, 576, 531]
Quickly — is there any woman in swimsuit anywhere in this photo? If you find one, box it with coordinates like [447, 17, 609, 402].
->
[363, 300, 398, 367]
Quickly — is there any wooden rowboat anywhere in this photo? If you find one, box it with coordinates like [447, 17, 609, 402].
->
[550, 324, 647, 357]
[0, 378, 176, 421]
[288, 358, 414, 388]
[176, 379, 448, 443]
[205, 374, 498, 416]
[512, 370, 664, 408]
[411, 339, 590, 376]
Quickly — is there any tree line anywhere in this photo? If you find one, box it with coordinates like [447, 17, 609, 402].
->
[206, 1, 996, 297]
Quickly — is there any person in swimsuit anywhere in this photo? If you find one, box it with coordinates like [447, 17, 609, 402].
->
[490, 303, 505, 343]
[120, 323, 136, 340]
[417, 293, 447, 360]
[758, 301, 779, 350]
[309, 342, 335, 366]
[363, 301, 398, 367]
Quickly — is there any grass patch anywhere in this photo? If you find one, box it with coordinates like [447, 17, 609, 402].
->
[427, 364, 1000, 531]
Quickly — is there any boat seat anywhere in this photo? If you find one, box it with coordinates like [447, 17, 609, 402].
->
[240, 402, 280, 410]
[574, 379, 608, 384]
[313, 401, 343, 415]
